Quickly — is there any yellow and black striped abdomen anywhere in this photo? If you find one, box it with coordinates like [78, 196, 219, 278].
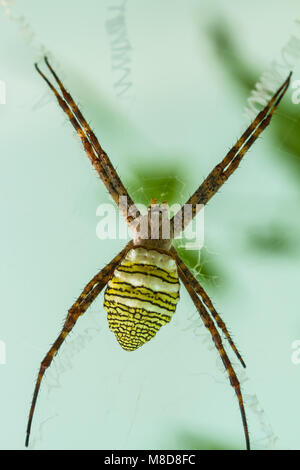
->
[104, 247, 180, 351]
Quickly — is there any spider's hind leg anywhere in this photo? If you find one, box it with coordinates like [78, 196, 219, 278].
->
[177, 260, 250, 450]
[171, 247, 246, 368]
[25, 242, 131, 447]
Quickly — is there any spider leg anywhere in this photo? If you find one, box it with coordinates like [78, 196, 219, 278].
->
[171, 72, 291, 236]
[177, 264, 250, 450]
[34, 59, 140, 227]
[171, 247, 245, 368]
[42, 57, 137, 214]
[25, 242, 131, 447]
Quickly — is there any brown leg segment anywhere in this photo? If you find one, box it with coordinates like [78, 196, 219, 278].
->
[35, 59, 140, 226]
[177, 264, 250, 450]
[25, 242, 131, 447]
[171, 247, 246, 368]
[43, 57, 137, 212]
[171, 72, 291, 236]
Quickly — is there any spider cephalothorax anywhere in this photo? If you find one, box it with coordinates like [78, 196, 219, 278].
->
[25, 56, 291, 450]
[131, 199, 174, 249]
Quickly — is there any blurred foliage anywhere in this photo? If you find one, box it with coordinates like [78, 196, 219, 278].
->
[206, 20, 300, 257]
[206, 20, 300, 177]
[127, 162, 188, 206]
[173, 429, 232, 450]
[245, 222, 297, 255]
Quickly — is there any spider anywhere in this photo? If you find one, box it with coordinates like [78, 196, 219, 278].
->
[25, 56, 291, 450]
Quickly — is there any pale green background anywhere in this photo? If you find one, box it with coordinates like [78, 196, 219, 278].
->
[1, 0, 300, 450]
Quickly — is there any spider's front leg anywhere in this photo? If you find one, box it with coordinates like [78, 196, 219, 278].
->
[34, 57, 140, 227]
[25, 242, 131, 447]
[171, 72, 291, 235]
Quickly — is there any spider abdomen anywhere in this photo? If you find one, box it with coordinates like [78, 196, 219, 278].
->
[104, 247, 180, 351]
